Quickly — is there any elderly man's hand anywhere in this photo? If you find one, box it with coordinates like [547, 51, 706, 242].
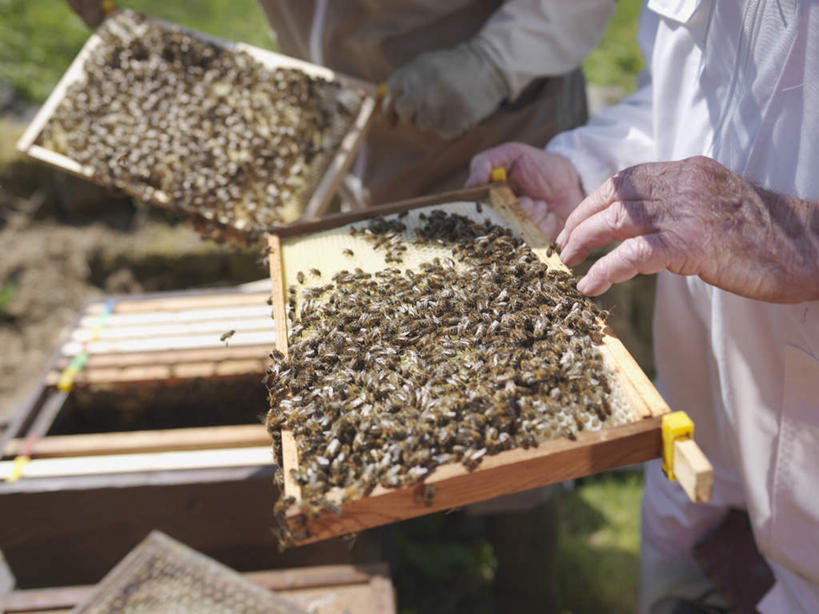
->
[466, 142, 585, 240]
[556, 155, 819, 303]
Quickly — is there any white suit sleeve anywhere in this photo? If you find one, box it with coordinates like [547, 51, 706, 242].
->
[476, 0, 615, 100]
[545, 4, 659, 194]
[546, 80, 655, 194]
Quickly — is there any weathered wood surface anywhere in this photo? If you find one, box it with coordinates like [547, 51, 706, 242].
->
[4, 424, 269, 459]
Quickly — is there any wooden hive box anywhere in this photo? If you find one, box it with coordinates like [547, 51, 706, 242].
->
[0, 286, 276, 477]
[266, 184, 707, 546]
[16, 10, 378, 243]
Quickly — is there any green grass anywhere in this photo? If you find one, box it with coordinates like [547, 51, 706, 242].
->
[557, 473, 643, 613]
[0, 0, 271, 102]
[583, 0, 645, 92]
[389, 473, 643, 614]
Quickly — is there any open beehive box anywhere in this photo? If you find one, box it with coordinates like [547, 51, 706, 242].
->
[266, 185, 689, 546]
[16, 10, 378, 242]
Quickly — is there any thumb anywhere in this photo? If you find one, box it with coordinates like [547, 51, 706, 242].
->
[465, 142, 526, 188]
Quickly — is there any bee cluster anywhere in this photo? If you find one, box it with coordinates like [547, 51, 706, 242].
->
[266, 206, 627, 544]
[39, 12, 363, 237]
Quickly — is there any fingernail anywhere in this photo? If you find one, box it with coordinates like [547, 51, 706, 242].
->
[559, 248, 574, 266]
[577, 277, 591, 294]
[555, 230, 566, 248]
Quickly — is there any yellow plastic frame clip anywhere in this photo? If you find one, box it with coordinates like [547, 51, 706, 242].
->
[7, 455, 30, 483]
[490, 167, 507, 183]
[662, 411, 693, 481]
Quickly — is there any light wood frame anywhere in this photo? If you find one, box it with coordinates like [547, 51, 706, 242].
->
[16, 10, 379, 242]
[267, 184, 675, 545]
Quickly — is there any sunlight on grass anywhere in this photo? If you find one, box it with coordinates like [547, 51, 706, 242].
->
[583, 0, 644, 93]
[558, 472, 643, 614]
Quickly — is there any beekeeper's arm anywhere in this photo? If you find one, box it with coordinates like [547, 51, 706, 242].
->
[387, 0, 615, 139]
[466, 7, 657, 239]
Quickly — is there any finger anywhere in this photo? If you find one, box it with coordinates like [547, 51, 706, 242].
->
[518, 197, 564, 242]
[576, 234, 672, 296]
[465, 143, 526, 188]
[559, 199, 659, 266]
[555, 176, 618, 249]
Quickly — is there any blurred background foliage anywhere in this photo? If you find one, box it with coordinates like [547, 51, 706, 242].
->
[0, 0, 643, 103]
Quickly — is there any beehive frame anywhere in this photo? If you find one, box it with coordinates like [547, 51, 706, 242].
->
[16, 10, 379, 242]
[267, 185, 671, 545]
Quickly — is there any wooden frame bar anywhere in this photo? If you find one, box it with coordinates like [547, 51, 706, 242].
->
[16, 10, 379, 241]
[266, 185, 672, 544]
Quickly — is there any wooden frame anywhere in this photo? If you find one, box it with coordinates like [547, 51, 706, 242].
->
[267, 184, 678, 545]
[16, 10, 379, 242]
[0, 564, 395, 614]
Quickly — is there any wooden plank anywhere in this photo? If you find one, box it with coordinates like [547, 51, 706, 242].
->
[69, 318, 274, 343]
[52, 345, 272, 370]
[302, 95, 377, 220]
[270, 185, 495, 238]
[60, 330, 277, 356]
[77, 305, 272, 329]
[267, 234, 289, 355]
[600, 334, 670, 418]
[289, 418, 662, 544]
[0, 446, 272, 480]
[85, 292, 269, 315]
[674, 439, 713, 503]
[267, 233, 301, 503]
[245, 563, 389, 591]
[45, 358, 265, 386]
[3, 424, 269, 459]
[281, 431, 302, 503]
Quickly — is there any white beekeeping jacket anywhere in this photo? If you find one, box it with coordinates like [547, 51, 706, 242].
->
[548, 1, 819, 612]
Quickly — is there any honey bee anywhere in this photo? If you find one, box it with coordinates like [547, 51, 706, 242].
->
[220, 329, 236, 345]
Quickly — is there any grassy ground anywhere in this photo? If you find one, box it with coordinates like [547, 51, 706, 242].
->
[387, 473, 643, 614]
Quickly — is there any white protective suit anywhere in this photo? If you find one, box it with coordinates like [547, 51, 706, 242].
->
[256, 0, 614, 204]
[547, 1, 819, 612]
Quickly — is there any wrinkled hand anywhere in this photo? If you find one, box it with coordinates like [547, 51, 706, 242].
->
[466, 142, 585, 240]
[384, 40, 509, 139]
[66, 0, 113, 28]
[556, 155, 819, 303]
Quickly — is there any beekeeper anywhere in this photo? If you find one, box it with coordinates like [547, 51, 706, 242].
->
[468, 1, 819, 612]
[255, 0, 615, 205]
